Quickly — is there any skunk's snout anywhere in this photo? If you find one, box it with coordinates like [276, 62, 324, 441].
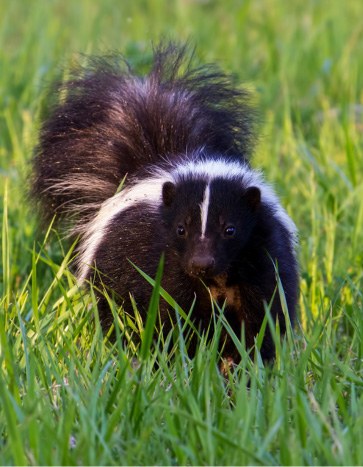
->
[189, 255, 216, 277]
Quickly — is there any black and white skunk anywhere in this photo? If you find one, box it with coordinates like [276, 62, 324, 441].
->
[31, 43, 299, 362]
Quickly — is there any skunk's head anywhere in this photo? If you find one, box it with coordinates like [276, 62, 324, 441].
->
[76, 158, 296, 284]
[161, 177, 261, 279]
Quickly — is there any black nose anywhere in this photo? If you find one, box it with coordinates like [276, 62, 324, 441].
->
[189, 255, 215, 277]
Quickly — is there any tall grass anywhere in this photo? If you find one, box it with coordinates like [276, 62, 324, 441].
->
[1, 0, 363, 464]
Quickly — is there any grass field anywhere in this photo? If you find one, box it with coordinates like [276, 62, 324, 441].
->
[1, 0, 363, 465]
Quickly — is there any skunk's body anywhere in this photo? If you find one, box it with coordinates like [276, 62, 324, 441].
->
[32, 43, 298, 362]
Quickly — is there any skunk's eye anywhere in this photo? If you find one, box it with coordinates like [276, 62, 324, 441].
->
[224, 226, 235, 237]
[177, 226, 186, 236]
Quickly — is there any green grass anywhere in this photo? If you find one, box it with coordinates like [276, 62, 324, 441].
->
[1, 0, 363, 464]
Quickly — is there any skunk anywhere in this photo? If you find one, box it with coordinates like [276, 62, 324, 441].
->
[31, 43, 299, 363]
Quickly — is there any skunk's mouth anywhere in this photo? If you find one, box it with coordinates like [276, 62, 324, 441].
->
[188, 270, 216, 280]
[188, 268, 229, 283]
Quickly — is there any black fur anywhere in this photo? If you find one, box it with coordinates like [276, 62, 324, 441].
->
[31, 43, 299, 363]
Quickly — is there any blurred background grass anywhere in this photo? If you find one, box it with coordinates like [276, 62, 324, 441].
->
[1, 0, 363, 464]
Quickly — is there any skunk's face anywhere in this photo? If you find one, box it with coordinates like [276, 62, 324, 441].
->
[162, 178, 261, 279]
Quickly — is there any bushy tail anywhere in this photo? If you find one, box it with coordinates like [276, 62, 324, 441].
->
[31, 42, 257, 226]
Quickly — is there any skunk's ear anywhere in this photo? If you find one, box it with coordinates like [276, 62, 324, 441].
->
[162, 182, 176, 207]
[245, 186, 261, 211]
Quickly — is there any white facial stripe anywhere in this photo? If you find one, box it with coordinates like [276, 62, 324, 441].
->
[200, 184, 210, 239]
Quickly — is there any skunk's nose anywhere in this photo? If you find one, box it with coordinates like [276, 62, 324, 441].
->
[189, 255, 215, 277]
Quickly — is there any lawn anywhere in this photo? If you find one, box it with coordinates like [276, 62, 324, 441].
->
[1, 0, 363, 465]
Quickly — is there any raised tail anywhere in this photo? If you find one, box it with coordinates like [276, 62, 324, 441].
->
[31, 42, 257, 227]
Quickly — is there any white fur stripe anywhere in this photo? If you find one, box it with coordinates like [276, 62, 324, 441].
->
[76, 176, 171, 280]
[200, 184, 210, 238]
